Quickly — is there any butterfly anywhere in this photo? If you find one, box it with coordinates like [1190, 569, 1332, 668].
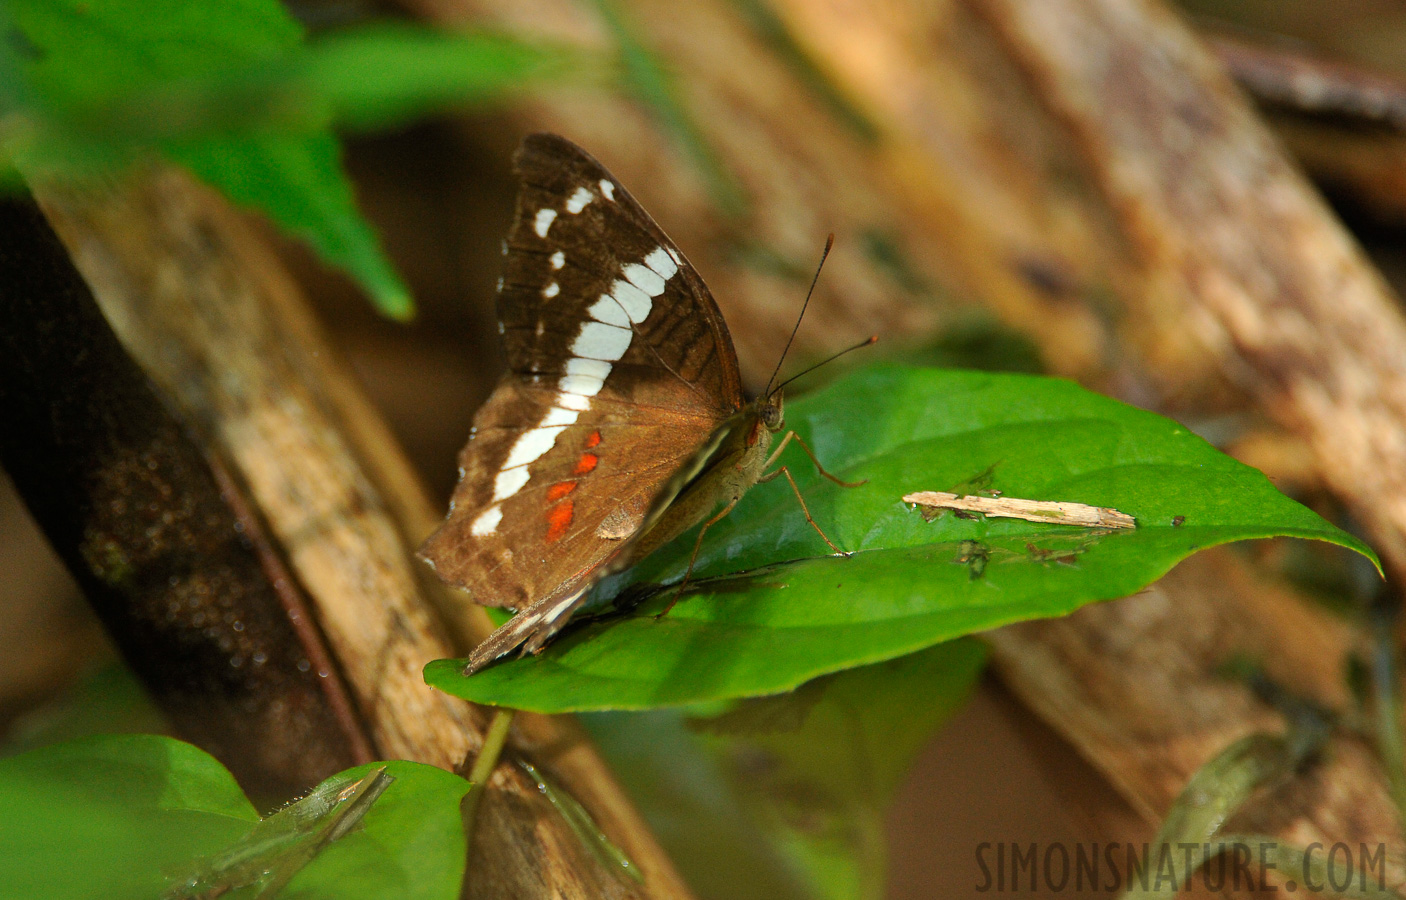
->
[419, 133, 862, 674]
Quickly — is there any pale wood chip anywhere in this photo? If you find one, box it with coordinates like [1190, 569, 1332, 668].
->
[902, 491, 1137, 529]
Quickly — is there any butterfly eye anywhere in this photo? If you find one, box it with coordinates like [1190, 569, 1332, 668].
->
[762, 398, 784, 430]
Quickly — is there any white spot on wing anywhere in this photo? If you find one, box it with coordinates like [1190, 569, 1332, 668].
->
[644, 247, 678, 281]
[565, 186, 593, 214]
[542, 406, 579, 427]
[543, 282, 560, 298]
[558, 393, 590, 411]
[572, 321, 632, 360]
[623, 262, 666, 297]
[543, 588, 586, 624]
[534, 208, 557, 238]
[588, 295, 632, 328]
[610, 279, 652, 323]
[472, 506, 502, 535]
[502, 425, 568, 469]
[492, 467, 530, 502]
[550, 251, 565, 270]
[599, 179, 616, 201]
[559, 373, 605, 397]
[667, 247, 681, 264]
[565, 357, 611, 379]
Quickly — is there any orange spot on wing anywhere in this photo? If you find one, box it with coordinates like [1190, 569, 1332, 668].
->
[573, 453, 599, 475]
[546, 500, 574, 542]
[546, 481, 576, 502]
[585, 430, 601, 448]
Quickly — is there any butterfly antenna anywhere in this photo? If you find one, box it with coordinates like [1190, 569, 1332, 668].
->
[770, 334, 878, 395]
[764, 233, 834, 398]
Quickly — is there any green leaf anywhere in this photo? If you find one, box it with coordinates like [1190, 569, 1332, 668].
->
[426, 366, 1377, 712]
[2, 663, 169, 757]
[277, 761, 471, 900]
[167, 761, 471, 900]
[0, 734, 258, 900]
[586, 640, 986, 900]
[0, 733, 473, 900]
[170, 132, 411, 319]
[5, 3, 579, 320]
[7, 0, 301, 111]
[6, 0, 413, 318]
[166, 766, 396, 898]
[294, 26, 597, 133]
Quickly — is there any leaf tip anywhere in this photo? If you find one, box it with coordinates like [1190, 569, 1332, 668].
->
[374, 287, 416, 321]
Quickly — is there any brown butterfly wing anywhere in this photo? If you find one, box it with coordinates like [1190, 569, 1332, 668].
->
[420, 134, 744, 666]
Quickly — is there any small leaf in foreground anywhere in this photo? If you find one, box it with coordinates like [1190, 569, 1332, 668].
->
[164, 766, 394, 898]
[0, 735, 472, 900]
[252, 760, 472, 900]
[0, 734, 258, 900]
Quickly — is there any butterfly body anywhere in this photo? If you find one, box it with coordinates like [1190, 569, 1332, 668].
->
[420, 134, 844, 674]
[621, 392, 784, 566]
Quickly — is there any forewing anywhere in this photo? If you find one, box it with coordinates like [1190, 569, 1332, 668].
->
[421, 134, 744, 633]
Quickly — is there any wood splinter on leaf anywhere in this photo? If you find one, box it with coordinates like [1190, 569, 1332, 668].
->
[902, 491, 1137, 529]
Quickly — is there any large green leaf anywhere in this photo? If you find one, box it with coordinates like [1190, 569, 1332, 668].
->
[585, 640, 985, 900]
[426, 366, 1376, 712]
[0, 734, 258, 900]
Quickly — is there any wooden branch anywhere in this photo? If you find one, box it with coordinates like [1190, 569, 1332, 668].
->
[33, 169, 693, 899]
[1210, 32, 1406, 130]
[986, 548, 1405, 889]
[1194, 31, 1406, 227]
[0, 197, 368, 799]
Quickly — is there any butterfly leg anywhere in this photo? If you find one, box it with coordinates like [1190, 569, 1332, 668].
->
[655, 496, 741, 619]
[758, 465, 846, 554]
[765, 431, 867, 488]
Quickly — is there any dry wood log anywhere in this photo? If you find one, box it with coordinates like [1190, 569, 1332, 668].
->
[987, 549, 1406, 891]
[1205, 31, 1406, 226]
[1210, 32, 1406, 131]
[33, 168, 694, 900]
[0, 198, 369, 798]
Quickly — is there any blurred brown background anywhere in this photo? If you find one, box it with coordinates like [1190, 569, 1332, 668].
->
[8, 0, 1406, 896]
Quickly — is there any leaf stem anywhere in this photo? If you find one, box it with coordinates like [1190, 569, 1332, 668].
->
[460, 708, 515, 865]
